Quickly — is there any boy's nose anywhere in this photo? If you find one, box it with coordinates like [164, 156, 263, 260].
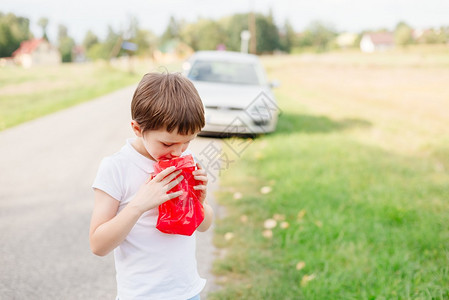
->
[171, 146, 183, 157]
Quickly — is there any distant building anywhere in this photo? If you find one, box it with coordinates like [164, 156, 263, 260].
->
[12, 38, 61, 68]
[360, 32, 395, 53]
[336, 33, 358, 48]
[72, 45, 87, 63]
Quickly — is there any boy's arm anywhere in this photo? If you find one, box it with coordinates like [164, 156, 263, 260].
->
[89, 189, 143, 256]
[197, 201, 214, 232]
[192, 163, 214, 232]
[90, 166, 184, 256]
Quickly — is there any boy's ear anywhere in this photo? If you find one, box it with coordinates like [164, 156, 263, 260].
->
[131, 120, 143, 137]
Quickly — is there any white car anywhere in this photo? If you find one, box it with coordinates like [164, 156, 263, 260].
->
[183, 51, 280, 136]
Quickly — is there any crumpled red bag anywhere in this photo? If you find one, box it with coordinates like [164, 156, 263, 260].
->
[153, 154, 204, 236]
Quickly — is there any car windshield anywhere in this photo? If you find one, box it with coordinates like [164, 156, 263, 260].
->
[188, 60, 261, 85]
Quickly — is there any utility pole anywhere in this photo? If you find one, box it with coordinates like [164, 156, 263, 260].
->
[249, 0, 256, 54]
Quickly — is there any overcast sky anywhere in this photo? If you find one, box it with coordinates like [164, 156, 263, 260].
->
[3, 0, 448, 43]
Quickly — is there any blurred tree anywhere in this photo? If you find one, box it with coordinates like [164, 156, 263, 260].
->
[104, 26, 123, 59]
[395, 21, 413, 46]
[219, 12, 282, 54]
[124, 15, 156, 57]
[179, 23, 197, 50]
[0, 12, 32, 57]
[83, 30, 101, 60]
[279, 19, 296, 53]
[219, 13, 248, 52]
[180, 18, 225, 51]
[255, 11, 280, 53]
[85, 25, 132, 60]
[353, 32, 363, 48]
[125, 15, 139, 40]
[132, 29, 157, 56]
[86, 43, 109, 60]
[37, 17, 49, 41]
[83, 30, 99, 51]
[298, 21, 337, 52]
[440, 26, 449, 43]
[160, 16, 182, 45]
[58, 24, 68, 40]
[421, 28, 448, 44]
[58, 24, 75, 62]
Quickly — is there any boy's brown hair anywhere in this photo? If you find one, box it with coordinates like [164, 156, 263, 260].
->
[131, 72, 205, 135]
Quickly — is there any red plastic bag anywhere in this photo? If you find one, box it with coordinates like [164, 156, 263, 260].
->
[153, 154, 204, 236]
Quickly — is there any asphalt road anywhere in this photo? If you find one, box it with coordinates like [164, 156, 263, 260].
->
[0, 86, 221, 299]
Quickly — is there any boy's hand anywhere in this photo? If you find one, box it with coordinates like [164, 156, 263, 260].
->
[131, 166, 184, 214]
[193, 163, 208, 204]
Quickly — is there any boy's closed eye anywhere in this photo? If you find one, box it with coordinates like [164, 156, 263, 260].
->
[161, 141, 191, 148]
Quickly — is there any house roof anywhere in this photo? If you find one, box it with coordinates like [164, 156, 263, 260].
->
[12, 38, 46, 57]
[72, 45, 85, 55]
[365, 32, 394, 45]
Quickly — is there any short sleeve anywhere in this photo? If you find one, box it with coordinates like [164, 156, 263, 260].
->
[92, 157, 123, 201]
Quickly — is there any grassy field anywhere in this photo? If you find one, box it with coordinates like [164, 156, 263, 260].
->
[0, 62, 138, 130]
[211, 46, 449, 299]
[0, 59, 182, 131]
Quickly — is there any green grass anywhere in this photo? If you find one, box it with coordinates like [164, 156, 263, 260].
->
[210, 49, 449, 299]
[0, 59, 184, 131]
[0, 62, 142, 130]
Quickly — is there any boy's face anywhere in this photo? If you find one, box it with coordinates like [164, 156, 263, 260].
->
[132, 122, 197, 161]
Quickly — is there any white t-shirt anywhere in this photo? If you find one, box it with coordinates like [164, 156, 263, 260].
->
[92, 138, 206, 300]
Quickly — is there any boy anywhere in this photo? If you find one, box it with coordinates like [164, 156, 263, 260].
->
[89, 72, 214, 300]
